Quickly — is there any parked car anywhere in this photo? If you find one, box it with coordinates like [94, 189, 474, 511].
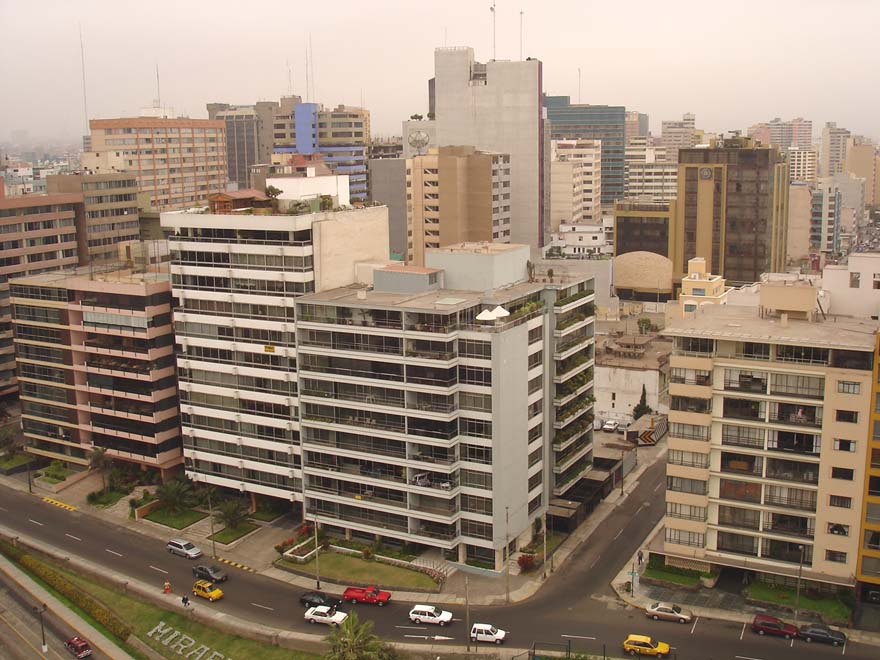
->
[622, 634, 670, 657]
[409, 605, 453, 626]
[798, 623, 846, 646]
[300, 591, 343, 609]
[751, 614, 798, 639]
[645, 602, 692, 624]
[304, 605, 348, 626]
[192, 565, 228, 582]
[470, 623, 507, 644]
[593, 417, 604, 431]
[64, 636, 93, 658]
[166, 538, 203, 559]
[192, 579, 224, 602]
[343, 585, 391, 606]
[602, 420, 619, 432]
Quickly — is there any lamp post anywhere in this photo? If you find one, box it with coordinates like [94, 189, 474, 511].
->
[542, 510, 548, 580]
[33, 603, 47, 653]
[465, 574, 471, 652]
[313, 513, 321, 590]
[620, 448, 625, 496]
[794, 544, 805, 624]
[206, 484, 217, 559]
[504, 505, 510, 604]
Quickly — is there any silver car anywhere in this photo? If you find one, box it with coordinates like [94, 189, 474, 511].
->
[166, 538, 203, 559]
[645, 602, 693, 624]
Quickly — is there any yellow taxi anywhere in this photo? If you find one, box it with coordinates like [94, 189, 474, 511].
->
[192, 580, 224, 602]
[622, 634, 671, 657]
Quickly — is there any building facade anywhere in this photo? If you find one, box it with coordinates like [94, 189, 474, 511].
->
[787, 182, 813, 266]
[613, 199, 676, 258]
[845, 142, 878, 207]
[206, 105, 270, 190]
[811, 180, 843, 257]
[749, 118, 813, 151]
[661, 113, 697, 163]
[788, 147, 818, 184]
[821, 122, 851, 177]
[554, 139, 602, 224]
[625, 111, 649, 142]
[367, 158, 408, 259]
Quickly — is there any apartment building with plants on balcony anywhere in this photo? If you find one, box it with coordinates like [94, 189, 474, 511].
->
[10, 267, 182, 476]
[661, 279, 877, 595]
[294, 243, 595, 568]
[161, 202, 390, 508]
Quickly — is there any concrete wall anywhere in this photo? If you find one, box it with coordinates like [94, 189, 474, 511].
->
[313, 206, 390, 292]
[426, 244, 529, 292]
[823, 253, 880, 318]
[268, 175, 350, 208]
[595, 366, 662, 425]
[787, 183, 813, 264]
[367, 158, 407, 258]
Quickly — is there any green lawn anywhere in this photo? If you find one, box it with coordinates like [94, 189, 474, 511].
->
[144, 507, 208, 529]
[643, 565, 701, 587]
[0, 453, 34, 470]
[209, 522, 258, 545]
[250, 502, 289, 522]
[280, 552, 438, 590]
[88, 489, 129, 508]
[746, 581, 852, 622]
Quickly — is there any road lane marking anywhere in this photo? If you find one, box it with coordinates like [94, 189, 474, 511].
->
[561, 634, 596, 640]
[653, 482, 663, 492]
[842, 639, 847, 655]
[690, 616, 699, 634]
[396, 626, 427, 630]
[735, 656, 764, 660]
[65, 533, 82, 541]
[790, 638, 794, 647]
[105, 548, 123, 557]
[590, 555, 601, 568]
[613, 529, 623, 540]
[0, 506, 7, 512]
[0, 611, 47, 658]
[251, 602, 274, 611]
[740, 623, 747, 640]
[150, 565, 168, 574]
[28, 519, 43, 526]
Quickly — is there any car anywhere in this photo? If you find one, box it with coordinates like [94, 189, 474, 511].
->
[409, 605, 453, 626]
[751, 613, 798, 639]
[192, 579, 224, 602]
[167, 538, 203, 559]
[645, 602, 693, 624]
[342, 585, 391, 606]
[622, 634, 670, 657]
[64, 636, 93, 658]
[602, 420, 619, 432]
[470, 623, 507, 645]
[799, 623, 846, 646]
[304, 605, 348, 627]
[299, 591, 344, 609]
[192, 565, 228, 582]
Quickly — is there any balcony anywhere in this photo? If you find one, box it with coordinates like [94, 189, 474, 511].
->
[413, 522, 458, 541]
[764, 492, 817, 512]
[723, 398, 765, 422]
[764, 514, 814, 539]
[762, 539, 813, 565]
[769, 375, 824, 400]
[671, 370, 712, 386]
[769, 402, 822, 429]
[554, 457, 592, 494]
[717, 507, 760, 531]
[767, 430, 821, 456]
[407, 394, 456, 414]
[554, 397, 594, 428]
[671, 396, 712, 414]
[718, 479, 761, 504]
[716, 531, 759, 558]
[724, 374, 767, 394]
[720, 453, 763, 477]
[766, 458, 819, 485]
[720, 427, 764, 450]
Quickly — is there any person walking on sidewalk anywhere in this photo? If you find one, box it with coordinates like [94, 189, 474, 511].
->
[637, 550, 644, 566]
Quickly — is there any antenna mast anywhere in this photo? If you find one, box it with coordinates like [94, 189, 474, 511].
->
[79, 24, 89, 134]
[490, 2, 497, 60]
[156, 64, 161, 111]
[578, 67, 582, 104]
[519, 10, 523, 60]
[304, 43, 310, 102]
[287, 59, 293, 94]
[309, 34, 316, 101]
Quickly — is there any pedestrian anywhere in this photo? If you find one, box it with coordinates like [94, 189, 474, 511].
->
[637, 549, 644, 566]
[181, 595, 190, 608]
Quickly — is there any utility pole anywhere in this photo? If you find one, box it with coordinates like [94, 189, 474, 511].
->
[621, 448, 625, 496]
[794, 544, 805, 624]
[465, 574, 471, 652]
[33, 603, 47, 653]
[542, 510, 548, 579]
[505, 505, 511, 603]
[207, 485, 217, 559]
[313, 513, 321, 589]
[519, 10, 524, 60]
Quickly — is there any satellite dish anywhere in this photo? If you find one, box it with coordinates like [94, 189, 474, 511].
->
[407, 130, 430, 155]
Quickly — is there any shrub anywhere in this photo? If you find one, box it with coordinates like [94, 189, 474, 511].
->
[129, 498, 139, 509]
[86, 492, 98, 505]
[361, 547, 373, 561]
[274, 537, 297, 555]
[517, 554, 536, 572]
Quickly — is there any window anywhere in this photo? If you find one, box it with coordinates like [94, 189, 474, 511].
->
[838, 381, 860, 394]
[834, 439, 855, 452]
[831, 467, 854, 480]
[825, 550, 847, 563]
[666, 502, 707, 521]
[828, 522, 849, 536]
[830, 495, 852, 509]
[666, 476, 707, 495]
[850, 272, 861, 288]
[665, 528, 705, 548]
[836, 410, 858, 423]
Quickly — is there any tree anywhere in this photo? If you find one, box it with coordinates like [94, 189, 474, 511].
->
[264, 185, 282, 200]
[637, 317, 652, 335]
[0, 425, 17, 459]
[88, 447, 113, 491]
[633, 384, 652, 420]
[214, 499, 249, 531]
[156, 479, 193, 514]
[409, 113, 423, 121]
[324, 611, 386, 660]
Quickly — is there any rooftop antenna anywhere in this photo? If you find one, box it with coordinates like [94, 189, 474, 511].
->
[309, 33, 317, 102]
[79, 24, 89, 134]
[155, 64, 161, 111]
[578, 67, 582, 104]
[286, 59, 293, 94]
[304, 43, 310, 102]
[519, 10, 523, 60]
[490, 2, 497, 60]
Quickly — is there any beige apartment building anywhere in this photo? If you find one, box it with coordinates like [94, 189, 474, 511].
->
[662, 282, 877, 591]
[554, 140, 602, 224]
[787, 147, 818, 184]
[406, 146, 511, 266]
[550, 156, 584, 231]
[845, 141, 878, 207]
[82, 117, 227, 211]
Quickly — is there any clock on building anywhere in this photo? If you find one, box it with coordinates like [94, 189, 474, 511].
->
[699, 167, 713, 180]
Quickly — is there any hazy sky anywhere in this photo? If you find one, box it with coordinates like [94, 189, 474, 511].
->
[2, 0, 878, 143]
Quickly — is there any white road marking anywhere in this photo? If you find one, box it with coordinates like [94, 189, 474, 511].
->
[561, 634, 597, 640]
[251, 602, 274, 611]
[150, 565, 168, 574]
[404, 635, 429, 639]
[65, 533, 82, 541]
[396, 626, 427, 630]
[590, 555, 601, 568]
[790, 637, 794, 647]
[691, 616, 699, 634]
[28, 519, 43, 526]
[739, 623, 747, 640]
[0, 506, 8, 512]
[735, 656, 764, 660]
[613, 529, 623, 540]
[105, 548, 123, 557]
[636, 503, 646, 514]
[842, 639, 847, 655]
[653, 482, 663, 492]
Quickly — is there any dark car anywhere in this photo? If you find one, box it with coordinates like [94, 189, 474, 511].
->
[799, 623, 846, 646]
[300, 591, 343, 609]
[751, 614, 798, 639]
[64, 636, 92, 658]
[192, 564, 229, 582]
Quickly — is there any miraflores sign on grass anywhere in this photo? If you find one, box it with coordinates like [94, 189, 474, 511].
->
[147, 621, 235, 660]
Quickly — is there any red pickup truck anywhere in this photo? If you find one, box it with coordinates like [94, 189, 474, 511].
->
[343, 585, 391, 606]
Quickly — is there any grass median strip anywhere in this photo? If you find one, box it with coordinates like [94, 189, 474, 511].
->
[280, 552, 438, 591]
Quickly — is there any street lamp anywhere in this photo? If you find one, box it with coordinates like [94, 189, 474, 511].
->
[504, 506, 510, 604]
[313, 512, 321, 590]
[794, 544, 805, 624]
[206, 484, 217, 560]
[464, 574, 471, 652]
[33, 603, 47, 653]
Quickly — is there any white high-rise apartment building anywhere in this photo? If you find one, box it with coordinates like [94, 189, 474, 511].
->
[821, 122, 851, 176]
[625, 136, 677, 201]
[161, 205, 390, 504]
[661, 113, 697, 163]
[432, 47, 546, 247]
[550, 156, 584, 231]
[788, 147, 818, 183]
[554, 139, 602, 223]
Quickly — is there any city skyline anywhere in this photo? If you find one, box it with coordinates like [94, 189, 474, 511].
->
[2, 0, 879, 143]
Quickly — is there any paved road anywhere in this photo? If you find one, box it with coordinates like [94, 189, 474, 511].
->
[0, 470, 869, 659]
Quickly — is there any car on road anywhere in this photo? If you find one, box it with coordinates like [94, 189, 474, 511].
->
[622, 634, 670, 657]
[602, 420, 619, 432]
[304, 605, 348, 627]
[798, 623, 846, 646]
[192, 565, 228, 582]
[751, 613, 797, 639]
[645, 602, 693, 624]
[63, 636, 93, 658]
[409, 604, 453, 626]
[299, 591, 343, 609]
[167, 538, 203, 559]
[343, 585, 391, 606]
[192, 579, 224, 602]
[470, 623, 507, 644]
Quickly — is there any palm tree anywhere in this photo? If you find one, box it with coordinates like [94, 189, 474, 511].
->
[88, 447, 113, 492]
[323, 611, 386, 660]
[156, 479, 193, 514]
[214, 499, 249, 531]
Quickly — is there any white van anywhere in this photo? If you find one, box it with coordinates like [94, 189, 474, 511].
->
[409, 605, 453, 626]
[470, 623, 507, 644]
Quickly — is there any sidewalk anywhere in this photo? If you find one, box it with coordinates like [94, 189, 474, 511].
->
[0, 553, 134, 659]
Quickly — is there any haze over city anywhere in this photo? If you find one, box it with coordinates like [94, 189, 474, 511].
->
[2, 0, 879, 142]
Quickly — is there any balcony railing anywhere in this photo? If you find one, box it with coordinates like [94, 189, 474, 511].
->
[724, 378, 767, 393]
[769, 412, 822, 429]
[764, 494, 817, 512]
[763, 521, 814, 539]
